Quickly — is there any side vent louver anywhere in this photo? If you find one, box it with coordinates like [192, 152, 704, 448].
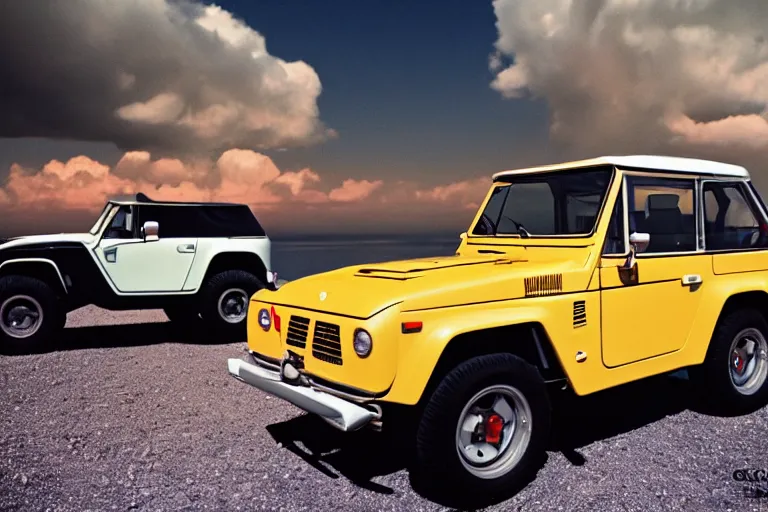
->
[573, 300, 587, 328]
[524, 274, 563, 297]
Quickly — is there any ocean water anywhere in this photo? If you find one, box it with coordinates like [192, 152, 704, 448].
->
[270, 234, 461, 282]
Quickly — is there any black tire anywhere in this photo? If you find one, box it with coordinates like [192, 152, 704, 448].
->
[414, 353, 551, 505]
[198, 269, 264, 337]
[0, 275, 65, 355]
[689, 308, 768, 414]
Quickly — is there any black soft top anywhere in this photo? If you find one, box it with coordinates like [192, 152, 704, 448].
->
[109, 193, 267, 238]
[109, 192, 245, 207]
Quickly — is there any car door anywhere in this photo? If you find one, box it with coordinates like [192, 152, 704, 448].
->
[94, 204, 198, 293]
[599, 172, 711, 368]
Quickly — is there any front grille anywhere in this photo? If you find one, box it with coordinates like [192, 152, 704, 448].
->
[311, 321, 343, 365]
[286, 315, 310, 349]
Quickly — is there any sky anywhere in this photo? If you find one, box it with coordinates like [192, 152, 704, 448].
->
[1, 0, 768, 236]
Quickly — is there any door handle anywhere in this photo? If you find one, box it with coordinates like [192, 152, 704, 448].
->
[177, 244, 196, 253]
[104, 247, 117, 263]
[682, 274, 702, 286]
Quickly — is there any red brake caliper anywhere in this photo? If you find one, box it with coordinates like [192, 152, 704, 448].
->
[485, 414, 504, 444]
[733, 351, 745, 374]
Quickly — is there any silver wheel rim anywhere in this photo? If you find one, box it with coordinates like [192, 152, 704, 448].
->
[729, 327, 768, 396]
[455, 384, 532, 480]
[217, 288, 248, 324]
[0, 295, 44, 339]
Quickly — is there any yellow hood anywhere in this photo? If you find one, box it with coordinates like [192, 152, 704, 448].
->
[257, 254, 590, 319]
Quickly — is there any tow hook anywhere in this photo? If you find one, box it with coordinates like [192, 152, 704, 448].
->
[280, 350, 305, 385]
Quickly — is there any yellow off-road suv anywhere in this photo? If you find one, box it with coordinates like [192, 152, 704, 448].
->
[228, 155, 768, 498]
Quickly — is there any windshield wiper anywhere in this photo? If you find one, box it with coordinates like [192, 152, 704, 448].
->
[502, 215, 530, 238]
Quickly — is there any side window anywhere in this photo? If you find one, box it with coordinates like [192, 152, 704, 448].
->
[496, 182, 555, 235]
[138, 206, 193, 238]
[702, 181, 767, 250]
[602, 186, 625, 255]
[137, 206, 172, 238]
[103, 206, 135, 239]
[627, 176, 696, 254]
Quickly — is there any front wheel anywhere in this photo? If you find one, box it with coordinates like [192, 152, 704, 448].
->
[0, 276, 66, 355]
[414, 353, 551, 504]
[198, 270, 264, 338]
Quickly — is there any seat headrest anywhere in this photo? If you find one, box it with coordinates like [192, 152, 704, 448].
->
[646, 193, 680, 211]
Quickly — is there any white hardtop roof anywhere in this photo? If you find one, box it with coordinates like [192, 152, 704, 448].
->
[492, 155, 749, 180]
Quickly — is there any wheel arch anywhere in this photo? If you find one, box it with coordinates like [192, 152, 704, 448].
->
[717, 290, 768, 322]
[199, 251, 267, 286]
[414, 322, 567, 407]
[0, 259, 68, 296]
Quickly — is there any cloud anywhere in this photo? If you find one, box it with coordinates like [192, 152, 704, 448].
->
[273, 168, 321, 196]
[0, 150, 490, 235]
[415, 178, 490, 210]
[489, 0, 768, 188]
[0, 0, 333, 155]
[328, 179, 384, 202]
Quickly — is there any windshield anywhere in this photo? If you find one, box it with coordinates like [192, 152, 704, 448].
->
[89, 203, 115, 235]
[471, 166, 614, 237]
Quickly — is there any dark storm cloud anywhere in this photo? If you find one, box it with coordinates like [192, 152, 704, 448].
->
[0, 0, 333, 156]
[489, 0, 768, 190]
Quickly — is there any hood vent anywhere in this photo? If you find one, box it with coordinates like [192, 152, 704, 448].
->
[524, 274, 563, 297]
[573, 300, 587, 327]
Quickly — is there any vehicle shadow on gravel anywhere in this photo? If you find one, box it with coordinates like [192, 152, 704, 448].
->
[16, 322, 242, 354]
[265, 371, 737, 510]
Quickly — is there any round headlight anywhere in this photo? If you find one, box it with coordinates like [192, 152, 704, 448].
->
[353, 328, 372, 358]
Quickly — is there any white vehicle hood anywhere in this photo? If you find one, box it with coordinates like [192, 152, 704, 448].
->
[0, 233, 95, 249]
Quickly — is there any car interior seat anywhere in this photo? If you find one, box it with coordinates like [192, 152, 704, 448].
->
[643, 193, 694, 252]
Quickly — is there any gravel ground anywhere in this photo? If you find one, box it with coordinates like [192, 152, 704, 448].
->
[1, 306, 767, 512]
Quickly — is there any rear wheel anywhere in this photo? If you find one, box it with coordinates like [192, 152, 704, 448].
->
[690, 308, 768, 414]
[199, 270, 263, 338]
[414, 353, 550, 504]
[0, 276, 65, 355]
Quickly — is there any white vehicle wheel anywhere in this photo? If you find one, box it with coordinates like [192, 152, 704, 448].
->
[0, 276, 65, 355]
[199, 269, 263, 337]
[0, 294, 44, 339]
[217, 288, 249, 324]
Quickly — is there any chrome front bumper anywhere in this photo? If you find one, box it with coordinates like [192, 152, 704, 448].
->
[227, 357, 380, 432]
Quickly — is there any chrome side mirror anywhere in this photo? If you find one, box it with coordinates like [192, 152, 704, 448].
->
[622, 232, 650, 269]
[142, 221, 159, 242]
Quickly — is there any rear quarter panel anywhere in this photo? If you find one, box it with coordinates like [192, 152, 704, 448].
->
[182, 237, 271, 291]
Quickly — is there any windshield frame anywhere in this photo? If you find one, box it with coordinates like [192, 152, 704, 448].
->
[467, 165, 617, 241]
[89, 202, 116, 236]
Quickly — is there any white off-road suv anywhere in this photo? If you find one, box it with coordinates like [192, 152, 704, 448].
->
[0, 193, 276, 354]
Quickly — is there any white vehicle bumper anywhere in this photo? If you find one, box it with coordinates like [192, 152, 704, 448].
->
[227, 357, 380, 432]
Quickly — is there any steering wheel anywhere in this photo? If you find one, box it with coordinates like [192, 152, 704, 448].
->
[476, 214, 495, 235]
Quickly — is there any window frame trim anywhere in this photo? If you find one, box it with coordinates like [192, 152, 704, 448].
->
[699, 177, 768, 254]
[467, 165, 617, 240]
[601, 180, 629, 257]
[604, 169, 702, 258]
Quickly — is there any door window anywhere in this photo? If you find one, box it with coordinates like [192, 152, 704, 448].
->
[702, 181, 768, 250]
[626, 176, 697, 254]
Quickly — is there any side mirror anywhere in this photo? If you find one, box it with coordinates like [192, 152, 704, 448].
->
[142, 221, 159, 242]
[622, 232, 650, 270]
